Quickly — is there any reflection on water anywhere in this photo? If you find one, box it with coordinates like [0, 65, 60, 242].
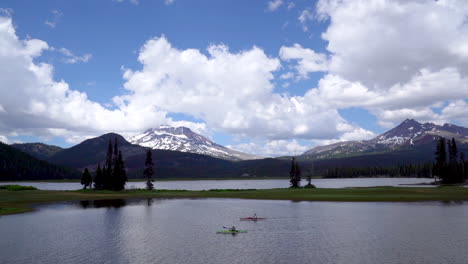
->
[440, 200, 464, 206]
[1, 199, 468, 264]
[79, 199, 127, 209]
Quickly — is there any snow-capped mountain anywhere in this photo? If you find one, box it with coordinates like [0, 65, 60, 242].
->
[302, 119, 468, 159]
[129, 125, 262, 161]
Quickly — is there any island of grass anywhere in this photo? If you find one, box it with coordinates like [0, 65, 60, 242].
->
[1, 185, 468, 216]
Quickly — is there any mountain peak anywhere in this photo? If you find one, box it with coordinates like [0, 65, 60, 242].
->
[129, 125, 261, 161]
[399, 118, 421, 127]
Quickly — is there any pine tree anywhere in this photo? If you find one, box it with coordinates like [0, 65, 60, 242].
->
[449, 138, 458, 164]
[144, 149, 155, 190]
[434, 137, 447, 182]
[289, 157, 301, 188]
[81, 168, 92, 189]
[114, 150, 127, 190]
[104, 140, 113, 190]
[111, 138, 120, 190]
[94, 164, 104, 190]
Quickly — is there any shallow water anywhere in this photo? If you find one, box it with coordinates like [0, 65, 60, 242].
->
[0, 177, 435, 190]
[1, 199, 467, 264]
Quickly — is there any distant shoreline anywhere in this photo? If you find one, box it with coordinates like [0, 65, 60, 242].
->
[0, 176, 431, 183]
[1, 186, 467, 216]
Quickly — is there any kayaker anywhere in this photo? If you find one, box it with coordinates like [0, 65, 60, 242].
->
[253, 214, 257, 219]
[223, 226, 237, 232]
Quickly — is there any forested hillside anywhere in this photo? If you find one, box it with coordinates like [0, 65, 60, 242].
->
[0, 142, 78, 181]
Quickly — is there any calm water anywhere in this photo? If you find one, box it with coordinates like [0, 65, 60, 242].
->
[1, 199, 467, 264]
[0, 178, 435, 190]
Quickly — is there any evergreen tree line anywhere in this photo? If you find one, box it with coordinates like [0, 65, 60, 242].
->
[434, 137, 467, 184]
[81, 138, 127, 190]
[320, 163, 433, 178]
[81, 145, 156, 191]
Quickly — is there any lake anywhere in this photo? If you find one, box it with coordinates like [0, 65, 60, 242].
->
[0, 178, 435, 190]
[1, 198, 467, 264]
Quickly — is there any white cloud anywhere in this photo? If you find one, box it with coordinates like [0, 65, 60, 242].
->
[287, 2, 295, 10]
[317, 0, 468, 90]
[113, 0, 139, 5]
[119, 36, 366, 141]
[0, 135, 8, 143]
[306, 68, 468, 127]
[277, 0, 468, 129]
[313, 127, 376, 146]
[0, 16, 368, 152]
[229, 139, 310, 157]
[58, 48, 92, 64]
[164, 0, 175, 5]
[279, 43, 328, 78]
[280, 72, 294, 79]
[9, 0, 468, 156]
[298, 9, 313, 31]
[268, 0, 283, 12]
[0, 16, 181, 144]
[44, 9, 62, 28]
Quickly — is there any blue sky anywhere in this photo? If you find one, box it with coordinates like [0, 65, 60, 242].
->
[0, 0, 467, 156]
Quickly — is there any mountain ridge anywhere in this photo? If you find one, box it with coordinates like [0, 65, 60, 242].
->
[302, 119, 468, 160]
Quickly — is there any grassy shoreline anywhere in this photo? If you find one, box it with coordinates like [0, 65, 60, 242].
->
[1, 186, 468, 216]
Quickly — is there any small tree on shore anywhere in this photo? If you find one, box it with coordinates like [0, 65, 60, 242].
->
[81, 168, 92, 189]
[289, 157, 301, 188]
[144, 149, 155, 190]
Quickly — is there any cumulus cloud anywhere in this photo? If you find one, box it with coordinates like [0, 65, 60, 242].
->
[118, 36, 368, 142]
[317, 0, 468, 90]
[229, 139, 310, 157]
[10, 0, 468, 155]
[275, 0, 468, 130]
[279, 43, 328, 78]
[0, 16, 192, 144]
[0, 15, 369, 153]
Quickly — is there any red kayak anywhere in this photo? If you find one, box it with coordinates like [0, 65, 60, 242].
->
[240, 217, 266, 221]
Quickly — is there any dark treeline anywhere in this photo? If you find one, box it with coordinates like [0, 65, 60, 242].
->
[88, 138, 127, 190]
[433, 137, 467, 184]
[0, 142, 78, 181]
[320, 163, 433, 178]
